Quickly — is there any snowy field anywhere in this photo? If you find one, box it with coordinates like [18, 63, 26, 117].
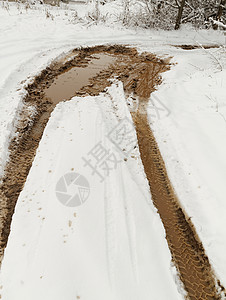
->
[0, 83, 183, 300]
[0, 1, 226, 299]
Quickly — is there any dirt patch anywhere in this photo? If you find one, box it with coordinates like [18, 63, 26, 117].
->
[173, 44, 220, 50]
[0, 45, 225, 299]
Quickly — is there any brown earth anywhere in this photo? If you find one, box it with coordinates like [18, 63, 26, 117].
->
[0, 45, 225, 299]
[173, 44, 220, 50]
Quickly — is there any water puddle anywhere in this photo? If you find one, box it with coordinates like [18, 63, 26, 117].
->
[44, 53, 116, 104]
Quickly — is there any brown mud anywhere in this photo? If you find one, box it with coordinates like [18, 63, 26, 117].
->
[0, 45, 225, 299]
[173, 44, 220, 50]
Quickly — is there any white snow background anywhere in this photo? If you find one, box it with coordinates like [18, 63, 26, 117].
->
[0, 1, 226, 299]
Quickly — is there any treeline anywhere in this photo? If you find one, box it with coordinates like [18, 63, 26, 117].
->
[103, 0, 226, 30]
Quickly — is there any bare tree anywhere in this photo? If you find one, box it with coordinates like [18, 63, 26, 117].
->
[123, 0, 130, 25]
[95, 0, 100, 20]
[175, 0, 186, 29]
[213, 0, 226, 29]
[217, 0, 226, 20]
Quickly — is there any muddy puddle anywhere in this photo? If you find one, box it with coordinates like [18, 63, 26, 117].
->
[45, 53, 116, 103]
[0, 45, 225, 299]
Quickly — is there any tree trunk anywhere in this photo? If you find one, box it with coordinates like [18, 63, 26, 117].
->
[217, 0, 225, 20]
[213, 0, 226, 29]
[175, 0, 186, 30]
[95, 0, 100, 20]
[123, 0, 130, 25]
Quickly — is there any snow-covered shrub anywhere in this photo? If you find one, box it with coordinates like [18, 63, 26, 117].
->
[117, 0, 178, 30]
[117, 0, 226, 30]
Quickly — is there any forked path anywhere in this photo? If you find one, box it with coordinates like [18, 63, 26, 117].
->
[0, 45, 225, 299]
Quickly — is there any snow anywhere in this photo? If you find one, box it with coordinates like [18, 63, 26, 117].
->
[0, 0, 128, 177]
[149, 49, 226, 286]
[210, 18, 226, 30]
[0, 0, 226, 299]
[0, 83, 182, 300]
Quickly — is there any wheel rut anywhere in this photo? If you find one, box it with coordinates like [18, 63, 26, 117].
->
[0, 45, 225, 299]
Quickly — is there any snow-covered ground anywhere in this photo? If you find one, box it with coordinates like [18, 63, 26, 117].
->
[149, 46, 226, 286]
[0, 83, 183, 300]
[0, 1, 226, 299]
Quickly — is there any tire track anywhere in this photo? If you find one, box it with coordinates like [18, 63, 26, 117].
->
[132, 106, 225, 299]
[0, 45, 225, 299]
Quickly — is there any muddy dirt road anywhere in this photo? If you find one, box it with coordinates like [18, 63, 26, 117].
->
[0, 45, 225, 299]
